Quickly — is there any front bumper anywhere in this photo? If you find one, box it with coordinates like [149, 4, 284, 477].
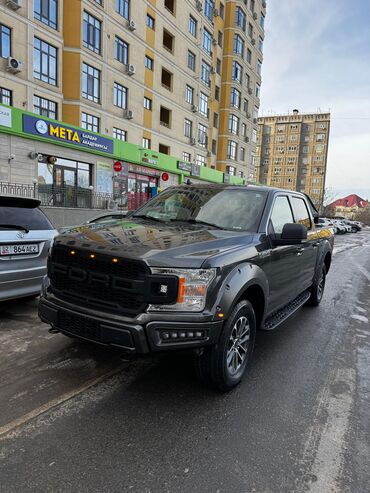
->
[39, 296, 224, 354]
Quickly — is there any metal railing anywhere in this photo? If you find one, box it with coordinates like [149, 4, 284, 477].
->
[0, 182, 121, 210]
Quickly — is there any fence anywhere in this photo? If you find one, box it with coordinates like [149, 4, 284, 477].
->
[0, 182, 122, 210]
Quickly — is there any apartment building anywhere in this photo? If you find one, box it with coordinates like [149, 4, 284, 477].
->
[0, 0, 265, 180]
[255, 110, 330, 207]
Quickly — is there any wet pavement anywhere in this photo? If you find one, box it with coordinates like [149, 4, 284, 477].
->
[0, 231, 369, 493]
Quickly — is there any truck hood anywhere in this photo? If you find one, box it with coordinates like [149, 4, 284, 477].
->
[55, 218, 255, 268]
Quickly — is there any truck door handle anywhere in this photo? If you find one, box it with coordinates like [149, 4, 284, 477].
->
[296, 247, 304, 256]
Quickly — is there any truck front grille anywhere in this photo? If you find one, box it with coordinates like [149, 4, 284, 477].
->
[49, 245, 149, 316]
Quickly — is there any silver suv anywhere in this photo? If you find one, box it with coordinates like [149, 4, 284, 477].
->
[0, 196, 56, 302]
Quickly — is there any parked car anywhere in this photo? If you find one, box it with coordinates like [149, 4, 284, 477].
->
[317, 218, 336, 233]
[40, 185, 334, 391]
[59, 211, 128, 234]
[343, 220, 361, 232]
[0, 196, 57, 302]
[332, 220, 347, 234]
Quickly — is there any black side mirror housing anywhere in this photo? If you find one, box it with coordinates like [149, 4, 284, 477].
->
[273, 223, 308, 246]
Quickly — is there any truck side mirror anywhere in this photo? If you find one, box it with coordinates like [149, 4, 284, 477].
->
[274, 223, 308, 246]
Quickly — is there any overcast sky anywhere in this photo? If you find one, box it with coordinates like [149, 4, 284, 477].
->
[260, 0, 370, 201]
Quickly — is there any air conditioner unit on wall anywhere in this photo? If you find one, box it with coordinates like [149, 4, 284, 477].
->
[192, 104, 199, 113]
[248, 87, 253, 95]
[127, 19, 136, 31]
[190, 137, 196, 145]
[6, 0, 21, 10]
[251, 38, 256, 46]
[126, 64, 136, 75]
[7, 57, 22, 73]
[213, 8, 219, 17]
[253, 12, 258, 20]
[212, 37, 217, 46]
[124, 109, 134, 119]
[196, 1, 203, 12]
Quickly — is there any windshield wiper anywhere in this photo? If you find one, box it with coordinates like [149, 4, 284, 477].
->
[0, 224, 29, 233]
[132, 215, 167, 223]
[170, 219, 224, 230]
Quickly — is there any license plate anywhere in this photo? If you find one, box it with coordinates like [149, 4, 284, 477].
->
[0, 244, 39, 256]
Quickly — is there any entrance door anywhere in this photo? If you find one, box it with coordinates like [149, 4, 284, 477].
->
[53, 166, 77, 207]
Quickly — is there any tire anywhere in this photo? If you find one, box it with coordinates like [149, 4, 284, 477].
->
[307, 264, 326, 306]
[197, 300, 256, 392]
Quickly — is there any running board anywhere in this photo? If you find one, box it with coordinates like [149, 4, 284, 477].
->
[262, 291, 311, 331]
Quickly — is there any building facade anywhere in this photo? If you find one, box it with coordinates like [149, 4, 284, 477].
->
[327, 194, 369, 220]
[255, 110, 330, 208]
[0, 0, 265, 181]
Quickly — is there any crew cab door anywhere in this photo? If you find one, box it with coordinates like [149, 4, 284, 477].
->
[266, 195, 304, 312]
[289, 195, 317, 291]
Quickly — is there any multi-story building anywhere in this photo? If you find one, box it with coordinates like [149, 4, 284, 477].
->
[0, 0, 265, 182]
[255, 110, 330, 208]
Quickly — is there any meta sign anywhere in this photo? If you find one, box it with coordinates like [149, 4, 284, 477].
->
[22, 115, 114, 154]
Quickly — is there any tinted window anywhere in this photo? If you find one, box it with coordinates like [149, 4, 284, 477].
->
[270, 196, 294, 234]
[133, 188, 267, 232]
[0, 207, 53, 231]
[290, 196, 312, 230]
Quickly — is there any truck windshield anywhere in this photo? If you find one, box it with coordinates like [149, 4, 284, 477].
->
[133, 188, 267, 232]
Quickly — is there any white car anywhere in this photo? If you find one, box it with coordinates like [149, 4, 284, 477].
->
[317, 218, 336, 233]
[331, 220, 347, 234]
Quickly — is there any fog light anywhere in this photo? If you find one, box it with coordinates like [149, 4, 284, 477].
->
[162, 332, 170, 340]
[171, 332, 178, 339]
[179, 332, 186, 338]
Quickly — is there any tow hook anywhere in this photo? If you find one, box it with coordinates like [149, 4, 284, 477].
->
[48, 327, 60, 334]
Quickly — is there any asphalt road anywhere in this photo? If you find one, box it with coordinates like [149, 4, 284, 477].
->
[0, 231, 369, 493]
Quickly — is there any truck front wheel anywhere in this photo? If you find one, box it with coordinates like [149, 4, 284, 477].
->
[197, 300, 256, 392]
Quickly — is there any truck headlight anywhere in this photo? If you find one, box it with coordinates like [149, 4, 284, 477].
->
[148, 268, 216, 312]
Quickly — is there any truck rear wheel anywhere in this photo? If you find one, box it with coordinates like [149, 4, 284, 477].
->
[306, 264, 326, 306]
[197, 300, 256, 392]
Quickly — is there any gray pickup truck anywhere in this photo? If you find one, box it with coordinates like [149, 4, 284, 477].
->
[39, 185, 334, 391]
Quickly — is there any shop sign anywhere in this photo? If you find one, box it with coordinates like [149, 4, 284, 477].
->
[0, 106, 12, 128]
[177, 161, 192, 173]
[191, 163, 201, 177]
[141, 152, 158, 166]
[129, 164, 160, 177]
[22, 115, 114, 154]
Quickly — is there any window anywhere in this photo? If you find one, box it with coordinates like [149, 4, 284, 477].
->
[163, 29, 174, 53]
[146, 14, 155, 29]
[161, 68, 173, 90]
[82, 63, 100, 102]
[253, 105, 259, 120]
[235, 7, 246, 30]
[204, 0, 214, 21]
[160, 106, 171, 128]
[185, 84, 194, 104]
[240, 147, 245, 161]
[218, 31, 223, 47]
[226, 166, 236, 176]
[34, 0, 58, 29]
[203, 29, 213, 56]
[199, 92, 209, 117]
[257, 59, 262, 76]
[184, 118, 193, 138]
[315, 144, 324, 153]
[142, 137, 151, 149]
[291, 196, 312, 229]
[34, 38, 57, 86]
[143, 96, 152, 110]
[164, 0, 175, 15]
[233, 34, 244, 57]
[113, 127, 127, 140]
[188, 50, 196, 71]
[243, 98, 249, 113]
[82, 112, 99, 132]
[246, 48, 252, 64]
[242, 123, 247, 137]
[227, 140, 237, 160]
[230, 88, 241, 109]
[198, 123, 207, 147]
[213, 112, 218, 128]
[83, 12, 101, 54]
[0, 87, 12, 105]
[145, 55, 153, 70]
[276, 135, 285, 142]
[159, 144, 170, 154]
[216, 58, 221, 75]
[188, 15, 197, 37]
[197, 154, 206, 166]
[229, 114, 240, 135]
[302, 146, 308, 153]
[252, 128, 257, 143]
[116, 0, 130, 19]
[256, 83, 260, 98]
[289, 134, 298, 141]
[270, 196, 294, 234]
[232, 61, 242, 83]
[0, 25, 11, 59]
[114, 82, 127, 108]
[248, 23, 253, 39]
[259, 37, 264, 52]
[33, 95, 57, 119]
[260, 13, 265, 29]
[182, 152, 191, 162]
[201, 60, 211, 86]
[316, 133, 325, 141]
[115, 37, 128, 64]
[212, 139, 217, 155]
[219, 3, 224, 19]
[250, 0, 255, 13]
[215, 85, 220, 101]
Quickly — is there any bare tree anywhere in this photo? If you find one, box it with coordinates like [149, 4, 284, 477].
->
[321, 187, 338, 217]
[353, 207, 370, 225]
